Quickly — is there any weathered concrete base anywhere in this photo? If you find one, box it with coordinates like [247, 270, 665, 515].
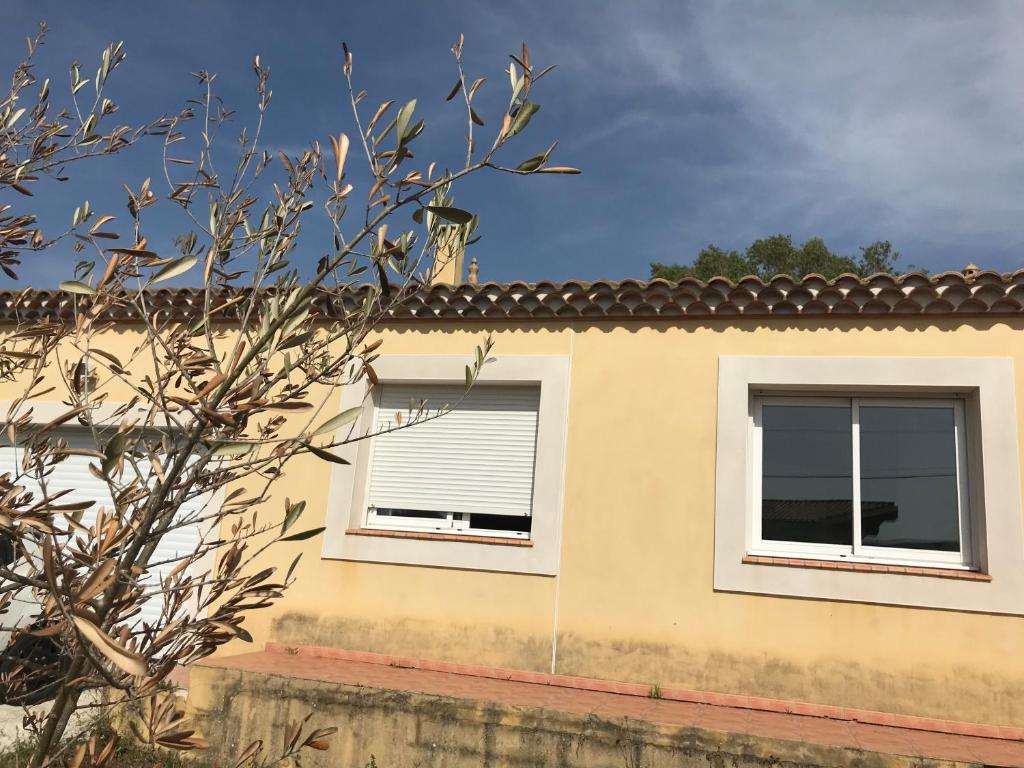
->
[266, 613, 1024, 728]
[186, 665, 974, 768]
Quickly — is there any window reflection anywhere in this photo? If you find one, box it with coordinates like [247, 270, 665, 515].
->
[859, 406, 960, 552]
[761, 404, 853, 545]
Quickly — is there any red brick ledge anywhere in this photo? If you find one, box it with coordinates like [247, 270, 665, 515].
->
[742, 554, 992, 581]
[261, 642, 1023, 742]
[345, 528, 533, 547]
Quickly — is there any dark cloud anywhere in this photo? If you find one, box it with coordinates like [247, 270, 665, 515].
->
[2, 0, 1022, 285]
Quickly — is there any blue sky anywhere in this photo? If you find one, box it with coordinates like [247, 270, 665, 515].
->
[3, 1, 1024, 286]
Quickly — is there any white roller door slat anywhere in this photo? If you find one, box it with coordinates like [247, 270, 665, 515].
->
[0, 429, 208, 627]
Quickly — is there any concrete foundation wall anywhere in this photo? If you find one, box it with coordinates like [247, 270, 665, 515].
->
[186, 666, 973, 768]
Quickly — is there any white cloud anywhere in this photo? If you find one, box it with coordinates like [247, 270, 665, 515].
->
[630, 1, 1024, 247]
[500, 0, 1024, 267]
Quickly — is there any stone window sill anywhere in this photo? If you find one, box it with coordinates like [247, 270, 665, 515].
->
[742, 555, 991, 581]
[345, 528, 533, 547]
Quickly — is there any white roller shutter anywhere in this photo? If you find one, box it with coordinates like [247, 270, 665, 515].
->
[0, 429, 207, 628]
[367, 384, 540, 518]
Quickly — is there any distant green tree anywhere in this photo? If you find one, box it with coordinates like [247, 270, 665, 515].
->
[857, 239, 901, 274]
[650, 236, 903, 282]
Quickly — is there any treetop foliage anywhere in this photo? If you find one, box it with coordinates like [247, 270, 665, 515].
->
[650, 235, 906, 282]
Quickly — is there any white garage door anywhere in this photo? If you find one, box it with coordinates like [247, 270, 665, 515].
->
[0, 429, 208, 630]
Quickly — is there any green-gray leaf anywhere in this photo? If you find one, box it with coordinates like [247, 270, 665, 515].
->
[279, 331, 315, 351]
[282, 500, 306, 534]
[515, 153, 546, 172]
[60, 280, 96, 295]
[395, 99, 416, 144]
[404, 119, 425, 142]
[508, 102, 540, 137]
[212, 442, 253, 457]
[280, 526, 326, 542]
[285, 553, 302, 582]
[150, 255, 197, 285]
[101, 433, 128, 475]
[312, 407, 362, 437]
[303, 442, 351, 465]
[426, 206, 473, 225]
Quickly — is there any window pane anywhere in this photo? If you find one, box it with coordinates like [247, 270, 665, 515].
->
[466, 513, 531, 534]
[761, 404, 853, 545]
[859, 405, 960, 552]
[374, 508, 448, 520]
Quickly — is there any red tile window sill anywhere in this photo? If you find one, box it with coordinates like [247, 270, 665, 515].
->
[345, 528, 533, 547]
[742, 554, 991, 581]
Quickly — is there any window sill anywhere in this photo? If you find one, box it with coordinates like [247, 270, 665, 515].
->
[742, 555, 991, 582]
[345, 528, 533, 547]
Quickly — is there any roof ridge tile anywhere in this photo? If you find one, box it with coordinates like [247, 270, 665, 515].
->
[0, 270, 1021, 323]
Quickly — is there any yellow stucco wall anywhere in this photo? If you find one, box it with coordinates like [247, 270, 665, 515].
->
[243, 326, 570, 672]
[6, 316, 1024, 725]
[262, 317, 1024, 726]
[556, 319, 1013, 717]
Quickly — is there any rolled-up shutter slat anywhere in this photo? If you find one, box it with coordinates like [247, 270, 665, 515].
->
[367, 384, 539, 518]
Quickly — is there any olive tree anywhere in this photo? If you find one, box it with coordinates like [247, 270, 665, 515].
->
[0, 23, 576, 768]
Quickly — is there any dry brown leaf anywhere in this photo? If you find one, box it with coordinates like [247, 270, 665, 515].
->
[71, 614, 147, 676]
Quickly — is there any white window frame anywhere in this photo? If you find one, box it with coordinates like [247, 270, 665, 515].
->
[322, 355, 571, 576]
[365, 509, 530, 540]
[365, 509, 460, 533]
[714, 356, 1024, 615]
[750, 394, 972, 568]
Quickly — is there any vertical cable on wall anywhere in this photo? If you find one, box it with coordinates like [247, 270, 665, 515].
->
[549, 325, 574, 675]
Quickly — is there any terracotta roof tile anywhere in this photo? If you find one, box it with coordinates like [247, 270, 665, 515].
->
[4, 269, 1024, 323]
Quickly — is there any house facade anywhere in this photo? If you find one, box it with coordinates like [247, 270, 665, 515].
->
[227, 269, 1024, 729]
[5, 268, 1024, 732]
